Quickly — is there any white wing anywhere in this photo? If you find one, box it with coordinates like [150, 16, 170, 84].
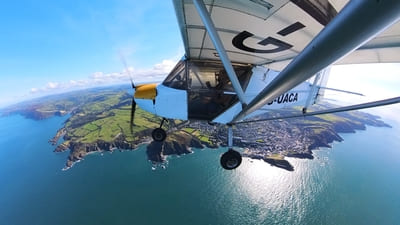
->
[174, 0, 400, 71]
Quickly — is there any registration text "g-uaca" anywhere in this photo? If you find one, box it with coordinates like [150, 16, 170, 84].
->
[267, 93, 298, 105]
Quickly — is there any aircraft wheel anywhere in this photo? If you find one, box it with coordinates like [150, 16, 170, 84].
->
[152, 128, 167, 142]
[220, 149, 242, 170]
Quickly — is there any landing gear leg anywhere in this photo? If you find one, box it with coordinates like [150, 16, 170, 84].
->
[220, 126, 242, 170]
[152, 118, 167, 142]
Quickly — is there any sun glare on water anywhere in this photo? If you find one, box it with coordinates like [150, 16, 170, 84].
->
[226, 155, 332, 223]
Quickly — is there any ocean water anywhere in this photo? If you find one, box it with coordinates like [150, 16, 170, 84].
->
[0, 115, 400, 225]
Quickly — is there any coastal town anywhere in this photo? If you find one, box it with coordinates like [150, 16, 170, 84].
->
[180, 107, 389, 170]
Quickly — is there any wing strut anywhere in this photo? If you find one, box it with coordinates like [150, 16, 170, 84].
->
[192, 0, 247, 106]
[231, 0, 400, 123]
[234, 96, 400, 125]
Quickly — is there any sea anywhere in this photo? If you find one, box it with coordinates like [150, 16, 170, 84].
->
[0, 114, 400, 225]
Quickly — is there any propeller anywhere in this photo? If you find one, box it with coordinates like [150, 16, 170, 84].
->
[130, 88, 137, 132]
[120, 53, 137, 132]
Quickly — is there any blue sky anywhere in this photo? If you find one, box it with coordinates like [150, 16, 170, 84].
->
[0, 0, 183, 107]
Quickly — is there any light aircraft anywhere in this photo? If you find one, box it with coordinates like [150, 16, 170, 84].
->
[128, 0, 400, 170]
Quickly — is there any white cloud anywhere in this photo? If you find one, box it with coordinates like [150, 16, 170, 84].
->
[30, 88, 39, 94]
[28, 58, 178, 96]
[130, 59, 176, 82]
[153, 59, 175, 72]
[46, 82, 60, 89]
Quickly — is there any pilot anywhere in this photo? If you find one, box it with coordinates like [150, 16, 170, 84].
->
[171, 74, 184, 89]
[215, 70, 229, 90]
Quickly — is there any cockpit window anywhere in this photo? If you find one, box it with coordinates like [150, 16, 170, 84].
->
[188, 61, 252, 91]
[163, 60, 252, 92]
[162, 60, 187, 90]
[186, 61, 253, 120]
[163, 59, 253, 120]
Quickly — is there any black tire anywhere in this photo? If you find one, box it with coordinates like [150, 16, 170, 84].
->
[220, 149, 242, 170]
[152, 128, 167, 142]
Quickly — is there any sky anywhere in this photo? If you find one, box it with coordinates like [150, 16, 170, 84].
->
[0, 0, 183, 107]
[326, 63, 400, 123]
[0, 0, 399, 117]
[327, 63, 400, 102]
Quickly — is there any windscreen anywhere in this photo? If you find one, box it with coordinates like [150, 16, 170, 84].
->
[162, 60, 187, 90]
[188, 61, 252, 91]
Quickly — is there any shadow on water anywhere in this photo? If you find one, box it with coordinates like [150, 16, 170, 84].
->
[146, 139, 296, 171]
[146, 141, 164, 162]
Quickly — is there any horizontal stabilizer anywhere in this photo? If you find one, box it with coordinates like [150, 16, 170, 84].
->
[316, 86, 364, 96]
[234, 96, 400, 124]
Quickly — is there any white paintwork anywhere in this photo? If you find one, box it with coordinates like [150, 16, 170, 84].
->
[212, 66, 314, 124]
[154, 84, 188, 120]
[137, 66, 325, 124]
[177, 0, 323, 67]
[174, 0, 400, 71]
[136, 84, 188, 120]
[135, 98, 157, 116]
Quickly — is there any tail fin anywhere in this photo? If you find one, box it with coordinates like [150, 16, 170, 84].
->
[314, 67, 331, 104]
[302, 67, 331, 113]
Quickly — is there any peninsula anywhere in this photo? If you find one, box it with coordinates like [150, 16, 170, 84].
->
[1, 85, 391, 170]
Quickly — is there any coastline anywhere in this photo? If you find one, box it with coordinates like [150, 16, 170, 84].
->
[2, 86, 391, 171]
[52, 123, 391, 171]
